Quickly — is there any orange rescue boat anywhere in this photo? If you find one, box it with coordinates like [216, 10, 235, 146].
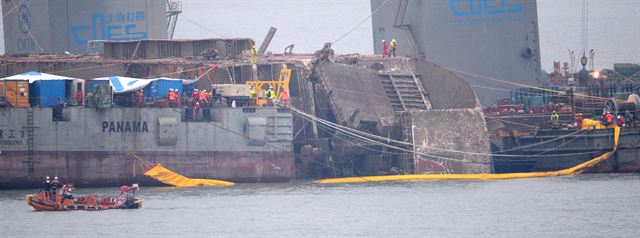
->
[26, 185, 143, 211]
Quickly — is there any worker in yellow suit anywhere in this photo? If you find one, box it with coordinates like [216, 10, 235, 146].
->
[390, 38, 397, 57]
[248, 86, 256, 106]
[266, 86, 276, 105]
[250, 45, 258, 64]
[550, 111, 560, 128]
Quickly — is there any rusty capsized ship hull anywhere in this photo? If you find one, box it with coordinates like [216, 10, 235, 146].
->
[0, 107, 293, 188]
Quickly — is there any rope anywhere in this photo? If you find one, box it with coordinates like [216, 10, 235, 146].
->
[180, 14, 224, 38]
[332, 0, 389, 45]
[439, 63, 608, 101]
[128, 153, 153, 168]
[288, 104, 593, 158]
[161, 107, 373, 181]
[288, 104, 486, 163]
[2, 0, 28, 19]
[485, 116, 540, 129]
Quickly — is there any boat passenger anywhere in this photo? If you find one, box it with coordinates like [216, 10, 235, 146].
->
[51, 177, 62, 201]
[119, 183, 139, 196]
[60, 185, 74, 204]
[43, 176, 52, 199]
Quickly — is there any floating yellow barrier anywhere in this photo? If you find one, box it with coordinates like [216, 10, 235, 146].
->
[144, 164, 235, 187]
[315, 127, 620, 184]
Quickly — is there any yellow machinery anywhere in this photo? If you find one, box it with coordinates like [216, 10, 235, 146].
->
[245, 65, 291, 107]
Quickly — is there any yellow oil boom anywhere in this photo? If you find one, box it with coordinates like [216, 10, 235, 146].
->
[245, 65, 291, 107]
[143, 164, 235, 187]
[315, 127, 620, 184]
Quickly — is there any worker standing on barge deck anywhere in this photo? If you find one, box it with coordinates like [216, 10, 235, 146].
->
[135, 90, 144, 107]
[390, 38, 397, 57]
[617, 115, 625, 127]
[604, 112, 614, 126]
[250, 45, 258, 65]
[76, 89, 83, 106]
[191, 89, 199, 105]
[575, 113, 583, 129]
[168, 89, 177, 107]
[550, 111, 559, 128]
[382, 40, 388, 57]
[266, 86, 276, 105]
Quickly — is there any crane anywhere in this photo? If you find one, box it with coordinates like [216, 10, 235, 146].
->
[166, 0, 182, 39]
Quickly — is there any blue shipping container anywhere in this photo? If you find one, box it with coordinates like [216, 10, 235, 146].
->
[182, 83, 197, 97]
[143, 79, 183, 100]
[86, 79, 110, 92]
[29, 80, 67, 107]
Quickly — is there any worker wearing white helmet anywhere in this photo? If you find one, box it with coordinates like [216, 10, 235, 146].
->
[44, 176, 52, 199]
[51, 176, 62, 201]
[382, 39, 388, 58]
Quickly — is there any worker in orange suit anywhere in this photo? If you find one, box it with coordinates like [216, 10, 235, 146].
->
[280, 89, 289, 105]
[135, 90, 144, 107]
[168, 88, 177, 107]
[199, 89, 209, 106]
[382, 40, 388, 58]
[605, 111, 614, 126]
[76, 89, 83, 106]
[194, 102, 200, 121]
[191, 89, 200, 103]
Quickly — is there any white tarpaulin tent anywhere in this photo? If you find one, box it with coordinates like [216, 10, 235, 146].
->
[1, 71, 79, 83]
[181, 76, 200, 85]
[91, 76, 152, 94]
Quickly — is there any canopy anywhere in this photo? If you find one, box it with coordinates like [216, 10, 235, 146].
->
[151, 77, 182, 81]
[181, 77, 200, 85]
[143, 164, 235, 187]
[1, 71, 78, 83]
[91, 76, 152, 94]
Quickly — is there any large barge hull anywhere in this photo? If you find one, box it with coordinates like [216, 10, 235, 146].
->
[0, 107, 293, 188]
[493, 127, 640, 173]
[0, 151, 292, 188]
